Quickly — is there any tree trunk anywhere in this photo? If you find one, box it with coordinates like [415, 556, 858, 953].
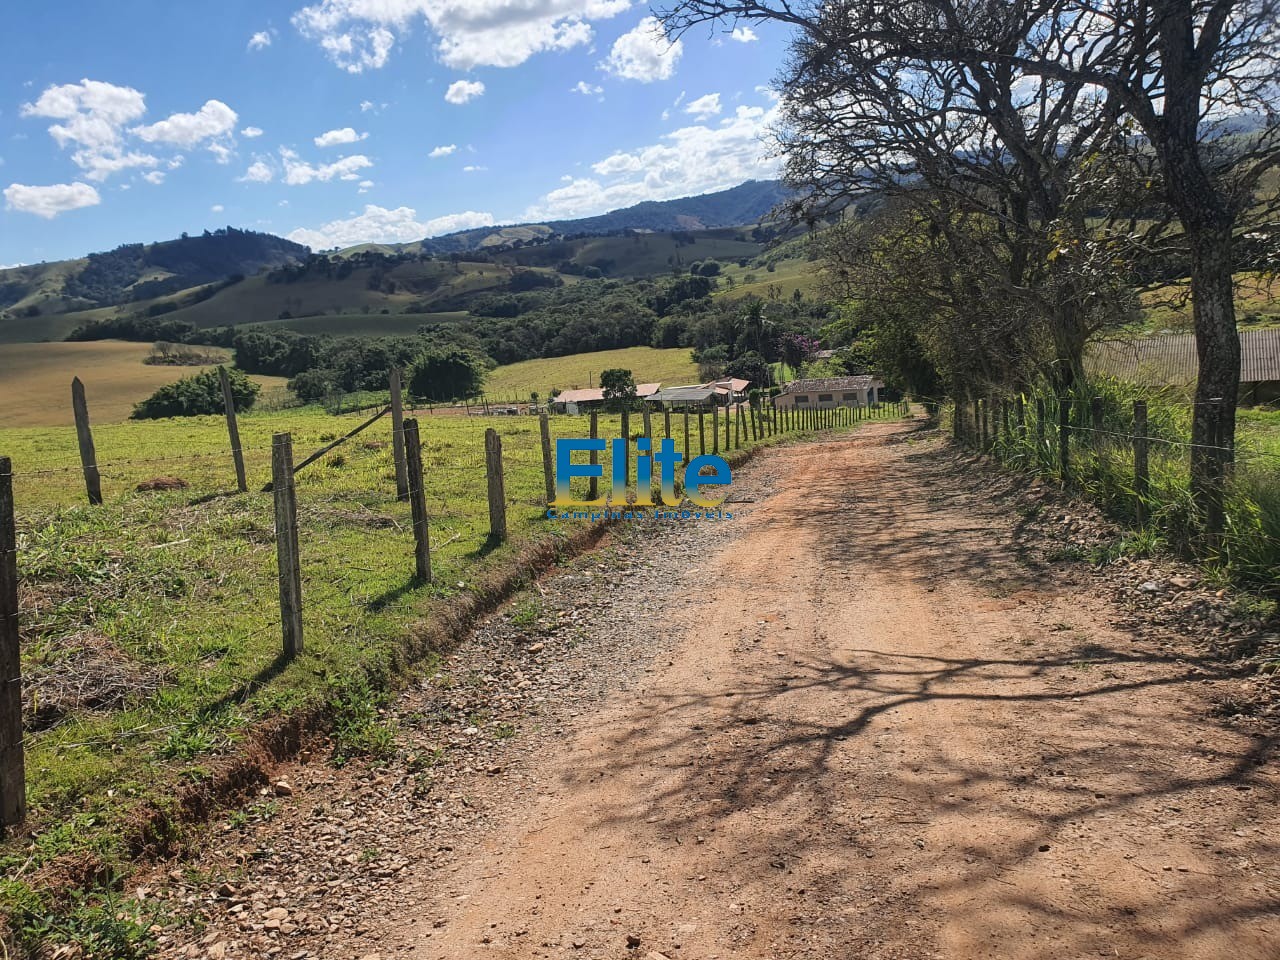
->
[1187, 225, 1239, 539]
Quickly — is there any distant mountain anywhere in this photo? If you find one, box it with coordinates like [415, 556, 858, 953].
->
[417, 180, 792, 254]
[0, 228, 309, 319]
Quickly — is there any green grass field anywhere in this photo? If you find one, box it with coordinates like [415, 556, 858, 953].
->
[716, 257, 822, 301]
[0, 341, 289, 428]
[483, 346, 701, 399]
[1137, 272, 1280, 334]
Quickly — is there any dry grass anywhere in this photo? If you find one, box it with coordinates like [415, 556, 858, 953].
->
[0, 341, 289, 428]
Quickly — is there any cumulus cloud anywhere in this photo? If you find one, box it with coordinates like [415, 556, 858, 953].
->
[603, 17, 682, 82]
[20, 79, 157, 181]
[572, 80, 604, 98]
[132, 99, 238, 161]
[211, 203, 225, 212]
[242, 126, 265, 138]
[291, 0, 630, 72]
[314, 126, 368, 147]
[526, 100, 779, 221]
[730, 26, 758, 43]
[4, 181, 102, 218]
[248, 30, 273, 50]
[463, 164, 487, 172]
[445, 80, 485, 104]
[280, 148, 373, 184]
[286, 203, 494, 248]
[684, 92, 721, 119]
[429, 144, 457, 158]
[239, 160, 274, 183]
[142, 170, 166, 185]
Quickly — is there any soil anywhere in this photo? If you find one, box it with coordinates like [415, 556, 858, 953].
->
[155, 416, 1279, 960]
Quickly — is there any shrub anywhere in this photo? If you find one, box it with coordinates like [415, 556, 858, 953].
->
[131, 367, 259, 419]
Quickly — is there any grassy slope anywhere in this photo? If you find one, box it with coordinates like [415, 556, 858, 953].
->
[715, 257, 822, 301]
[0, 341, 288, 428]
[483, 346, 701, 398]
[1137, 272, 1280, 334]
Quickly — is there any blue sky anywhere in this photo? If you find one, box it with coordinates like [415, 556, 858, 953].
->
[0, 1, 790, 265]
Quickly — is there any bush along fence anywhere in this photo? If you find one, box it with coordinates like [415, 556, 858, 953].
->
[0, 370, 906, 833]
[948, 383, 1280, 586]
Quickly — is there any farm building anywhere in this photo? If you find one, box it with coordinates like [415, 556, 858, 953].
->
[704, 377, 752, 404]
[549, 383, 660, 414]
[1086, 329, 1280, 404]
[776, 376, 884, 409]
[646, 385, 724, 411]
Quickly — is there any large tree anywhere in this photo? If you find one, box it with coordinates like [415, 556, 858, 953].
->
[662, 0, 1280, 530]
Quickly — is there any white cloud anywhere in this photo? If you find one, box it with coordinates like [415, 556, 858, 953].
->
[730, 26, 758, 43]
[526, 100, 779, 221]
[314, 126, 368, 147]
[463, 164, 487, 172]
[241, 126, 264, 138]
[445, 79, 485, 104]
[280, 148, 373, 184]
[572, 80, 604, 97]
[358, 179, 374, 193]
[239, 160, 275, 182]
[603, 16, 681, 82]
[211, 203, 225, 212]
[360, 100, 376, 112]
[132, 100, 238, 151]
[684, 92, 721, 119]
[248, 30, 273, 50]
[286, 203, 494, 248]
[20, 79, 156, 181]
[429, 143, 457, 158]
[292, 0, 630, 72]
[4, 181, 102, 219]
[142, 170, 166, 185]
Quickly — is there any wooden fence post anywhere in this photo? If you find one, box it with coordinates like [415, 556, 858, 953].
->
[589, 411, 599, 502]
[642, 407, 652, 444]
[712, 405, 719, 455]
[683, 410, 691, 461]
[621, 409, 631, 493]
[1133, 400, 1149, 528]
[0, 457, 25, 830]
[389, 368, 409, 501]
[1091, 395, 1104, 440]
[698, 411, 706, 456]
[1036, 397, 1046, 458]
[539, 413, 554, 506]
[271, 434, 304, 659]
[725, 403, 731, 446]
[485, 428, 507, 542]
[71, 378, 102, 506]
[403, 419, 431, 582]
[218, 366, 248, 494]
[735, 405, 743, 447]
[664, 408, 672, 441]
[1058, 395, 1071, 484]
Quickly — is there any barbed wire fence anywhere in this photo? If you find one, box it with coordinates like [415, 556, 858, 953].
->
[0, 369, 906, 828]
[936, 387, 1280, 579]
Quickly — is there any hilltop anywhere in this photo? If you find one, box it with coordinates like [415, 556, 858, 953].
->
[0, 180, 810, 344]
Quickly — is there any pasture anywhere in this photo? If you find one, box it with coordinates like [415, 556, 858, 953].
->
[483, 346, 701, 398]
[0, 341, 288, 428]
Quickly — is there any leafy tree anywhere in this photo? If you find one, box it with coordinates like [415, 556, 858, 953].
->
[600, 368, 638, 411]
[725, 351, 770, 389]
[695, 344, 730, 381]
[132, 367, 258, 419]
[408, 348, 486, 402]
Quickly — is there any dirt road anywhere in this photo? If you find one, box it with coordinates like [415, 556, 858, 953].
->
[165, 417, 1279, 960]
